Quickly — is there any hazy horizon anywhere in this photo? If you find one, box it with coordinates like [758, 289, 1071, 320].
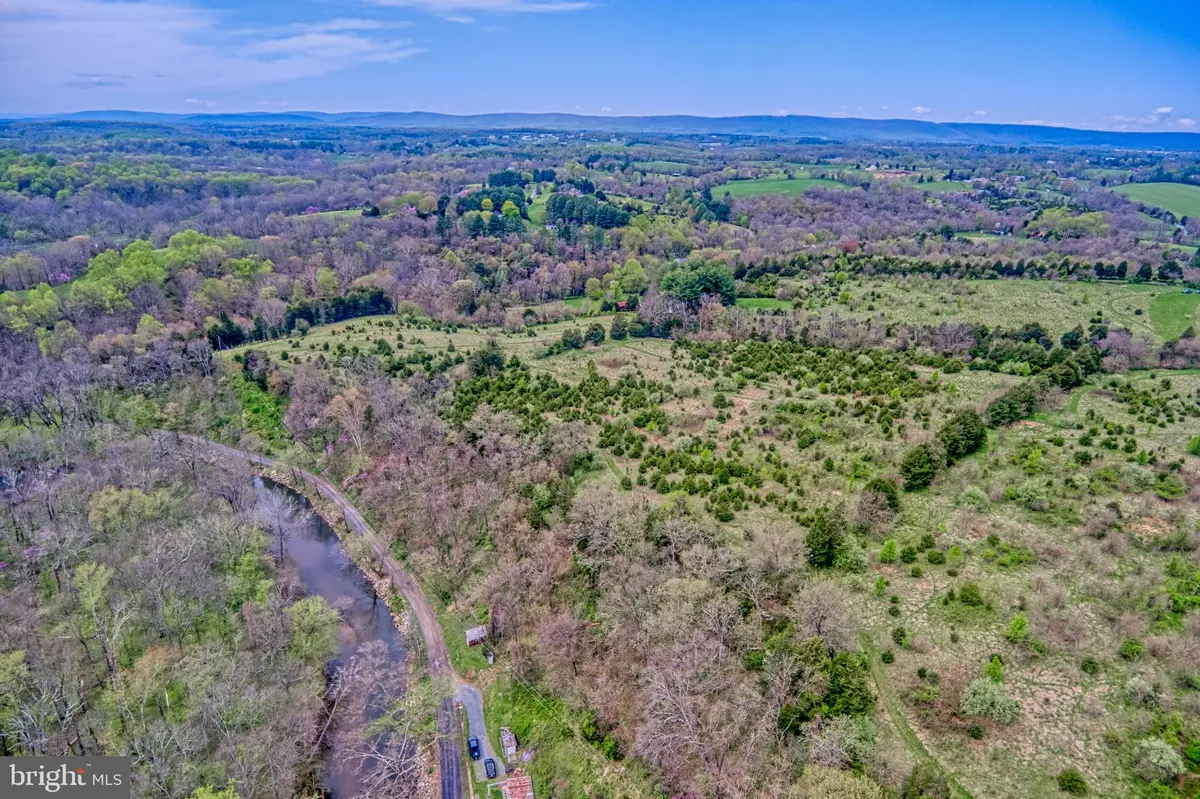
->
[1, 0, 1197, 132]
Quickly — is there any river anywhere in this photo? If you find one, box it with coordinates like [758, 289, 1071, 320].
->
[253, 477, 408, 798]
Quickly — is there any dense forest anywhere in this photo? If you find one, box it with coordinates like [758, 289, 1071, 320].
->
[3, 118, 1200, 799]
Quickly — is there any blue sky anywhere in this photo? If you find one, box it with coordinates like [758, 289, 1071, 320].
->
[0, 0, 1197, 130]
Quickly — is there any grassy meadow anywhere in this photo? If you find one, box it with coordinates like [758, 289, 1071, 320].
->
[824, 278, 1190, 343]
[710, 175, 847, 199]
[1114, 182, 1200, 218]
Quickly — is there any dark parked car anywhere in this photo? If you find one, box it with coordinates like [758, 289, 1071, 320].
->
[467, 736, 480, 760]
[484, 758, 497, 779]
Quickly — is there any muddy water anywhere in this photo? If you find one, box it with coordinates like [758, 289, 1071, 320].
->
[253, 478, 407, 798]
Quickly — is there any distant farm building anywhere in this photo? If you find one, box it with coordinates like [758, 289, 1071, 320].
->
[501, 770, 534, 799]
[465, 626, 488, 647]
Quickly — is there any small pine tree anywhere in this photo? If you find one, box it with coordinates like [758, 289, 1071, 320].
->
[1057, 768, 1088, 795]
[900, 444, 938, 490]
[804, 506, 845, 568]
[879, 539, 898, 563]
[609, 313, 629, 340]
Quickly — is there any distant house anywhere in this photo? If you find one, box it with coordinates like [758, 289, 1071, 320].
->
[500, 727, 518, 758]
[501, 770, 534, 799]
[465, 626, 487, 647]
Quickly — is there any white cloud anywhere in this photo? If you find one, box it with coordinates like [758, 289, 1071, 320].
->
[1105, 107, 1186, 129]
[63, 72, 133, 89]
[1179, 118, 1196, 128]
[880, 105, 889, 111]
[599, 106, 611, 113]
[365, 0, 589, 12]
[185, 97, 217, 107]
[256, 100, 290, 108]
[973, 109, 987, 116]
[442, 15, 475, 23]
[0, 0, 423, 110]
[1018, 120, 1045, 125]
[911, 105, 932, 114]
[283, 18, 411, 34]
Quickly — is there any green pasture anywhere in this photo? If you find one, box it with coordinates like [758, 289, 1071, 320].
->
[1114, 182, 1200, 218]
[709, 175, 848, 199]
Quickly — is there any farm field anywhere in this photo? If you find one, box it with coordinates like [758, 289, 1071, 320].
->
[710, 175, 848, 199]
[1114, 181, 1200, 218]
[526, 191, 548, 225]
[1148, 291, 1200, 340]
[916, 179, 972, 193]
[832, 278, 1176, 342]
[632, 160, 693, 173]
[735, 297, 793, 310]
[289, 208, 365, 220]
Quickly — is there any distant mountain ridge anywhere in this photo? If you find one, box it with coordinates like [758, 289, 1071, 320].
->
[6, 110, 1200, 150]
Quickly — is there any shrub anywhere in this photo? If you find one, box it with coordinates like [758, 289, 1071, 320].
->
[865, 477, 901, 512]
[900, 546, 917, 564]
[1080, 657, 1100, 676]
[1057, 768, 1088, 795]
[560, 328, 583, 350]
[938, 409, 987, 464]
[960, 678, 1020, 724]
[1009, 481, 1049, 511]
[956, 485, 990, 510]
[986, 380, 1043, 426]
[881, 649, 895, 664]
[1154, 472, 1187, 500]
[1006, 613, 1029, 643]
[1118, 638, 1145, 661]
[959, 581, 984, 607]
[879, 539, 898, 564]
[910, 566, 923, 578]
[892, 626, 907, 646]
[792, 765, 886, 799]
[1125, 676, 1158, 706]
[902, 764, 948, 799]
[985, 655, 1005, 683]
[900, 444, 938, 490]
[968, 724, 984, 740]
[927, 550, 946, 565]
[1132, 738, 1185, 783]
[834, 534, 869, 573]
[910, 685, 940, 704]
[584, 322, 606, 346]
[1188, 434, 1200, 457]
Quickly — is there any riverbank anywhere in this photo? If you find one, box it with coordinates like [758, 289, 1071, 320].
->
[261, 468, 441, 799]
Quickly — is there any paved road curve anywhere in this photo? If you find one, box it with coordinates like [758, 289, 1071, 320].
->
[162, 433, 467, 799]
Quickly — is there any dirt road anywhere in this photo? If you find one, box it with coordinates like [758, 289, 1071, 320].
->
[164, 433, 466, 799]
